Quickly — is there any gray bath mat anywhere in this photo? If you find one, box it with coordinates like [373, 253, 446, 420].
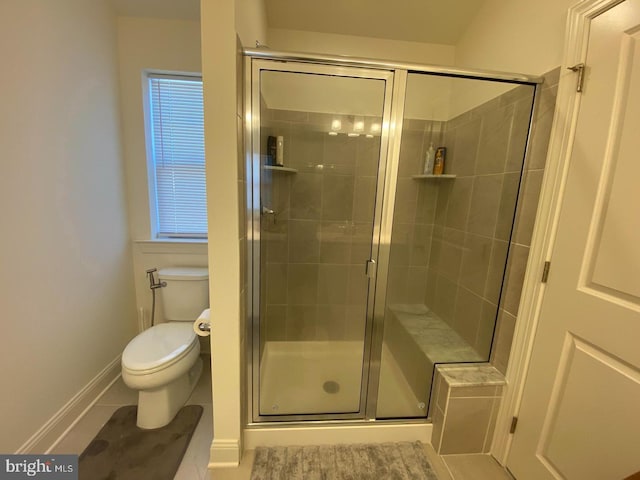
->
[250, 441, 438, 480]
[79, 405, 202, 480]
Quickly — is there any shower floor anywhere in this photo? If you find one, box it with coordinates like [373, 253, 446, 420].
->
[259, 340, 424, 418]
[259, 341, 364, 416]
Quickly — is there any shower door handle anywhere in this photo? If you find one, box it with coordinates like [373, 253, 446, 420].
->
[365, 259, 376, 279]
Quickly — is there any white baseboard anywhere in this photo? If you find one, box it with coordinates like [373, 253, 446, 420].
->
[243, 422, 431, 449]
[16, 355, 122, 454]
[209, 438, 242, 468]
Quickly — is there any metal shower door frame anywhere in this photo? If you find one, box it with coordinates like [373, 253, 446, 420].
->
[246, 57, 404, 423]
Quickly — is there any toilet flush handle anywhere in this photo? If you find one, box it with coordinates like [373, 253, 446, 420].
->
[198, 322, 211, 332]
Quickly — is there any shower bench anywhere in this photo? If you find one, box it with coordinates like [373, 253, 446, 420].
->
[384, 304, 506, 454]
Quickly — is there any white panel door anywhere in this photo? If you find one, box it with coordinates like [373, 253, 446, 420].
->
[507, 1, 640, 479]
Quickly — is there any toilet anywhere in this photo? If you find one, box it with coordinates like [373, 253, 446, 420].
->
[121, 267, 209, 429]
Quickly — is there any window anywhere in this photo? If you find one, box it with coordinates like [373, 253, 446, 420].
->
[146, 73, 207, 239]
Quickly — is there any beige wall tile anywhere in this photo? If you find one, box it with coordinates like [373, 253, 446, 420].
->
[345, 305, 367, 340]
[415, 183, 439, 224]
[324, 133, 357, 175]
[490, 309, 517, 374]
[355, 136, 381, 177]
[393, 177, 420, 224]
[476, 104, 514, 174]
[289, 172, 322, 220]
[316, 305, 347, 340]
[286, 305, 317, 341]
[322, 174, 355, 221]
[347, 264, 368, 306]
[433, 275, 458, 325]
[398, 128, 427, 177]
[445, 177, 473, 230]
[406, 266, 429, 304]
[475, 301, 498, 359]
[319, 226, 352, 264]
[514, 168, 544, 246]
[437, 377, 449, 412]
[453, 287, 484, 348]
[287, 263, 318, 305]
[494, 172, 520, 241]
[439, 397, 494, 454]
[265, 262, 288, 305]
[459, 233, 493, 297]
[501, 244, 530, 316]
[449, 118, 481, 176]
[265, 305, 287, 341]
[450, 385, 497, 398]
[505, 95, 534, 173]
[483, 396, 502, 453]
[288, 220, 320, 263]
[289, 128, 325, 169]
[411, 224, 433, 266]
[353, 175, 377, 223]
[437, 228, 465, 282]
[318, 264, 349, 305]
[484, 240, 509, 305]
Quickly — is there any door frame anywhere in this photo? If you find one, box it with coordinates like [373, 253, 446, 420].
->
[492, 0, 625, 464]
[246, 58, 399, 423]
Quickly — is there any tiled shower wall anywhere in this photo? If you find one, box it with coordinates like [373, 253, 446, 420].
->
[491, 68, 560, 373]
[254, 68, 559, 374]
[388, 68, 559, 368]
[424, 83, 535, 359]
[260, 109, 381, 344]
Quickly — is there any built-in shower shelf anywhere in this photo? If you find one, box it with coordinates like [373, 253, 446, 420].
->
[412, 174, 456, 180]
[264, 165, 298, 173]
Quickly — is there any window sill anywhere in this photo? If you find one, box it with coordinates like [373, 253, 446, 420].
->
[135, 239, 208, 255]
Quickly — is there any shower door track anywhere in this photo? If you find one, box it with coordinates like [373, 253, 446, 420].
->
[244, 48, 544, 85]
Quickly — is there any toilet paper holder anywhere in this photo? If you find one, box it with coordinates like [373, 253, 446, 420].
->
[197, 322, 211, 332]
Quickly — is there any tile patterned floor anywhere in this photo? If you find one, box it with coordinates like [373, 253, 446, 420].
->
[49, 355, 511, 480]
[441, 453, 514, 480]
[51, 355, 213, 480]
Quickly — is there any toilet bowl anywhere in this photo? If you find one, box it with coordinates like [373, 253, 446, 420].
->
[121, 267, 209, 429]
[122, 323, 202, 429]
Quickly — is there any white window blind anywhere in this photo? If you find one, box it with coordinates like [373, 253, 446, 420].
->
[148, 74, 207, 238]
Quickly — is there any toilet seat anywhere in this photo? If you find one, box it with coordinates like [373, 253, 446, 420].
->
[122, 323, 198, 375]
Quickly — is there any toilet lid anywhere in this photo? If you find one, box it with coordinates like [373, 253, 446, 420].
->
[122, 323, 196, 372]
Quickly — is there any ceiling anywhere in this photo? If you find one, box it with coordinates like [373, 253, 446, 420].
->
[111, 0, 485, 46]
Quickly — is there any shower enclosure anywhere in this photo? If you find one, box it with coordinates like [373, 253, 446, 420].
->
[246, 51, 539, 423]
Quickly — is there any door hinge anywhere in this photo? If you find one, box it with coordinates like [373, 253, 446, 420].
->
[567, 63, 586, 93]
[510, 416, 518, 434]
[541, 261, 551, 283]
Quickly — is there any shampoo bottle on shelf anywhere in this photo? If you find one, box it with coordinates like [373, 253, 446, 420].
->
[276, 136, 284, 166]
[433, 147, 446, 175]
[423, 143, 435, 175]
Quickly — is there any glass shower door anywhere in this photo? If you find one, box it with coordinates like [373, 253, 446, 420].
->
[252, 62, 392, 419]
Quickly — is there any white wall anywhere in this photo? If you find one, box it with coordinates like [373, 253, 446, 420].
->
[201, 0, 267, 466]
[236, 0, 268, 47]
[115, 16, 208, 330]
[456, 0, 576, 75]
[267, 28, 455, 65]
[203, 0, 242, 465]
[0, 0, 136, 452]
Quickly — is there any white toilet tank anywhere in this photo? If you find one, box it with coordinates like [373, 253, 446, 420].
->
[158, 267, 209, 321]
